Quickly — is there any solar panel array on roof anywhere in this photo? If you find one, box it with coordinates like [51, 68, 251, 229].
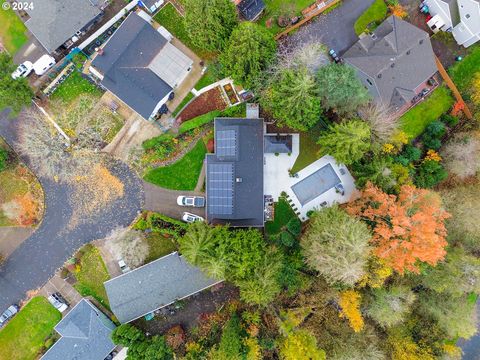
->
[208, 163, 234, 215]
[216, 130, 237, 158]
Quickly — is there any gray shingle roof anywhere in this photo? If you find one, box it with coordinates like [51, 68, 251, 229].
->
[264, 135, 292, 153]
[104, 252, 220, 324]
[41, 299, 116, 360]
[206, 118, 264, 227]
[343, 16, 438, 110]
[91, 12, 173, 120]
[237, 0, 266, 21]
[25, 0, 102, 53]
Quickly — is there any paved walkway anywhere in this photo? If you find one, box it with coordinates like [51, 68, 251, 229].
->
[143, 181, 205, 220]
[0, 227, 34, 259]
[284, 0, 375, 54]
[0, 108, 144, 310]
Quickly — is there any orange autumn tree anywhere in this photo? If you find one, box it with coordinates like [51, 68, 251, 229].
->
[346, 183, 450, 274]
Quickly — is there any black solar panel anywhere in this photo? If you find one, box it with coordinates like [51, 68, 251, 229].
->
[208, 163, 234, 215]
[216, 130, 237, 157]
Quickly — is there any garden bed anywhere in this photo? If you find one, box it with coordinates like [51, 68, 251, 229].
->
[133, 283, 238, 335]
[177, 87, 228, 123]
[265, 197, 298, 236]
[143, 140, 207, 191]
[0, 296, 61, 360]
[0, 139, 44, 227]
[49, 71, 103, 104]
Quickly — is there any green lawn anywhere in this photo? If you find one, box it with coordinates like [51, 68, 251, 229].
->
[265, 197, 297, 236]
[194, 69, 218, 91]
[258, 0, 314, 35]
[0, 1, 28, 54]
[0, 297, 61, 360]
[354, 0, 388, 35]
[449, 45, 480, 100]
[74, 244, 111, 309]
[50, 71, 102, 104]
[144, 140, 207, 190]
[291, 124, 324, 173]
[153, 3, 211, 58]
[400, 86, 455, 141]
[172, 92, 195, 118]
[145, 232, 177, 263]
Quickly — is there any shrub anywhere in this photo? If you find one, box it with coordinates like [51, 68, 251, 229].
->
[286, 217, 302, 237]
[178, 111, 220, 134]
[440, 114, 459, 127]
[339, 290, 364, 332]
[279, 231, 296, 247]
[414, 160, 448, 188]
[394, 145, 421, 166]
[421, 121, 446, 150]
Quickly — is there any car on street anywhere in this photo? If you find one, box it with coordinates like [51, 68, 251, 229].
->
[47, 292, 69, 313]
[328, 49, 342, 63]
[33, 54, 56, 76]
[0, 304, 19, 327]
[182, 212, 204, 223]
[11, 61, 34, 79]
[177, 195, 205, 207]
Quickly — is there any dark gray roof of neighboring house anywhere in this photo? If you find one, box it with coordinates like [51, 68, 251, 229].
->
[91, 12, 172, 119]
[237, 0, 266, 21]
[104, 252, 220, 324]
[343, 16, 438, 110]
[264, 135, 292, 153]
[141, 0, 160, 9]
[25, 0, 102, 53]
[41, 299, 116, 360]
[206, 118, 264, 227]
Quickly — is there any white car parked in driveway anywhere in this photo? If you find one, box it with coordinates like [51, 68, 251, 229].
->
[11, 61, 33, 79]
[182, 212, 204, 223]
[47, 293, 69, 313]
[177, 196, 205, 207]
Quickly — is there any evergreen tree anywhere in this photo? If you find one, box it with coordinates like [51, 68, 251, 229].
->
[316, 63, 370, 115]
[184, 0, 238, 52]
[317, 120, 372, 165]
[261, 66, 322, 131]
[221, 22, 276, 88]
[0, 53, 33, 115]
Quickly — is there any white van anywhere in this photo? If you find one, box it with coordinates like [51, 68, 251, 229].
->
[33, 55, 56, 76]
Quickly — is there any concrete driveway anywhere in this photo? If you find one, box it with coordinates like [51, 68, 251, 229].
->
[13, 33, 47, 65]
[143, 181, 206, 220]
[285, 0, 375, 54]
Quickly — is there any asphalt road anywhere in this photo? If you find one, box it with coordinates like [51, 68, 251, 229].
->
[0, 109, 144, 310]
[285, 0, 375, 54]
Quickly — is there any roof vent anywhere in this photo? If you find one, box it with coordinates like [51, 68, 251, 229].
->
[406, 50, 411, 55]
[419, 39, 424, 44]
[378, 73, 382, 78]
[391, 63, 395, 68]
[236, 177, 243, 183]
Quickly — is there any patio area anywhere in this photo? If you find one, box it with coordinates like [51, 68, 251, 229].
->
[264, 148, 357, 221]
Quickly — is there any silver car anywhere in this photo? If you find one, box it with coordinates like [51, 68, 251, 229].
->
[0, 305, 19, 327]
[177, 196, 205, 207]
[182, 212, 204, 223]
[47, 293, 69, 313]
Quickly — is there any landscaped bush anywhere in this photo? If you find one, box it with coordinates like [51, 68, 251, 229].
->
[178, 111, 220, 134]
[421, 121, 446, 150]
[414, 160, 448, 188]
[134, 211, 187, 238]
